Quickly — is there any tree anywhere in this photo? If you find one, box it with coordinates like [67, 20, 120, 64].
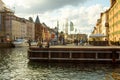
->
[29, 17, 33, 22]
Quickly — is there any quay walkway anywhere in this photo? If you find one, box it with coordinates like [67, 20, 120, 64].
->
[0, 43, 15, 48]
[28, 45, 120, 62]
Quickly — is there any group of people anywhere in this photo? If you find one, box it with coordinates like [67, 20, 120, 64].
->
[27, 39, 50, 48]
[37, 40, 50, 48]
[37, 40, 43, 48]
[74, 39, 85, 46]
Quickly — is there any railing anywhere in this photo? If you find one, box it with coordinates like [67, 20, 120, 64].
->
[28, 49, 120, 62]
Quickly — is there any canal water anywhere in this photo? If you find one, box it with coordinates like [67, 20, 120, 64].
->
[0, 47, 120, 80]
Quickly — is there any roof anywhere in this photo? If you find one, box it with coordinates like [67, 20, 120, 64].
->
[35, 15, 40, 24]
[0, 0, 12, 12]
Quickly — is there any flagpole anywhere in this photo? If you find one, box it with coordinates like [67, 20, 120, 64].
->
[69, 22, 72, 43]
[57, 21, 59, 44]
[69, 22, 72, 42]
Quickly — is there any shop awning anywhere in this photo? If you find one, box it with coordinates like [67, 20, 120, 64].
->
[89, 34, 107, 38]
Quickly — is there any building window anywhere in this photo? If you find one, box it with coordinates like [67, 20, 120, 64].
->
[110, 11, 111, 15]
[116, 3, 118, 9]
[116, 23, 118, 28]
[116, 13, 118, 19]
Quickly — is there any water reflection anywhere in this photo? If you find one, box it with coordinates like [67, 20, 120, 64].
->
[28, 62, 114, 80]
[0, 47, 120, 80]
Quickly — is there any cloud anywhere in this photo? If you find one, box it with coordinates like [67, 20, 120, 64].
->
[62, 5, 109, 34]
[13, 0, 89, 14]
[31, 4, 108, 35]
[2, 0, 109, 35]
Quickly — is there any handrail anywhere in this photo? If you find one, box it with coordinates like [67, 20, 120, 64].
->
[28, 48, 120, 61]
[28, 49, 112, 53]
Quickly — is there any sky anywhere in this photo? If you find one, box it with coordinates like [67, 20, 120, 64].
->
[2, 0, 110, 35]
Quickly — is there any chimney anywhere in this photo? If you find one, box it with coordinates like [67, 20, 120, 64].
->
[110, 0, 116, 7]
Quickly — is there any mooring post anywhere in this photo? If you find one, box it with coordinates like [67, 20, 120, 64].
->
[48, 51, 51, 59]
[70, 51, 72, 59]
[95, 52, 98, 60]
[112, 50, 116, 63]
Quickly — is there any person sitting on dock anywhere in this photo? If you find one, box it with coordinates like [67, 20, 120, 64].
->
[27, 39, 31, 46]
[45, 41, 50, 48]
[37, 40, 42, 48]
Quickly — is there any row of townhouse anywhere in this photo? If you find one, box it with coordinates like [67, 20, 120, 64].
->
[34, 16, 53, 42]
[91, 11, 109, 41]
[0, 0, 57, 43]
[91, 0, 120, 45]
[11, 15, 35, 40]
[0, 12, 55, 43]
[0, 10, 35, 42]
[109, 0, 120, 44]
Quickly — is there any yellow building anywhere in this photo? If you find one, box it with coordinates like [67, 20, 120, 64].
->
[90, 10, 109, 42]
[99, 10, 109, 41]
[96, 19, 101, 34]
[109, 0, 120, 43]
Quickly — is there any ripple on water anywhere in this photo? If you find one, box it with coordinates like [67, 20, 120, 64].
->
[0, 47, 120, 80]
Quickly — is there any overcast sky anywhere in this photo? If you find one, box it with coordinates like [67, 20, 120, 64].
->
[3, 0, 110, 35]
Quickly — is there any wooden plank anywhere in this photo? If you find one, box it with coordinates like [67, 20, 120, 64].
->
[29, 57, 49, 60]
[29, 50, 112, 54]
[29, 57, 113, 61]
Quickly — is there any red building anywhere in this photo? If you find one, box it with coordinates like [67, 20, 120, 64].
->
[35, 16, 50, 41]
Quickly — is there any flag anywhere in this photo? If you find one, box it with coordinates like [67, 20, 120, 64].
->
[57, 21, 59, 32]
[70, 21, 74, 31]
[57, 20, 59, 28]
[57, 21, 59, 38]
[75, 28, 77, 32]
[65, 19, 68, 34]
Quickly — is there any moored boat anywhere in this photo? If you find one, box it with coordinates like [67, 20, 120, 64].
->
[12, 39, 28, 47]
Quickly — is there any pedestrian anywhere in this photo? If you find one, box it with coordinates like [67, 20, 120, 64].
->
[27, 39, 31, 46]
[119, 38, 120, 46]
[37, 40, 42, 48]
[46, 41, 50, 48]
[74, 39, 76, 45]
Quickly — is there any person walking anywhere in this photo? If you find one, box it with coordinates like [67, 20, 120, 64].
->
[46, 41, 50, 48]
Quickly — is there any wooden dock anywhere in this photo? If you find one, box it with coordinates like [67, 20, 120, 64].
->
[28, 46, 120, 62]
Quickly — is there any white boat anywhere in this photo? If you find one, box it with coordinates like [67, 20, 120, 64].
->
[12, 39, 28, 47]
[31, 41, 37, 46]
